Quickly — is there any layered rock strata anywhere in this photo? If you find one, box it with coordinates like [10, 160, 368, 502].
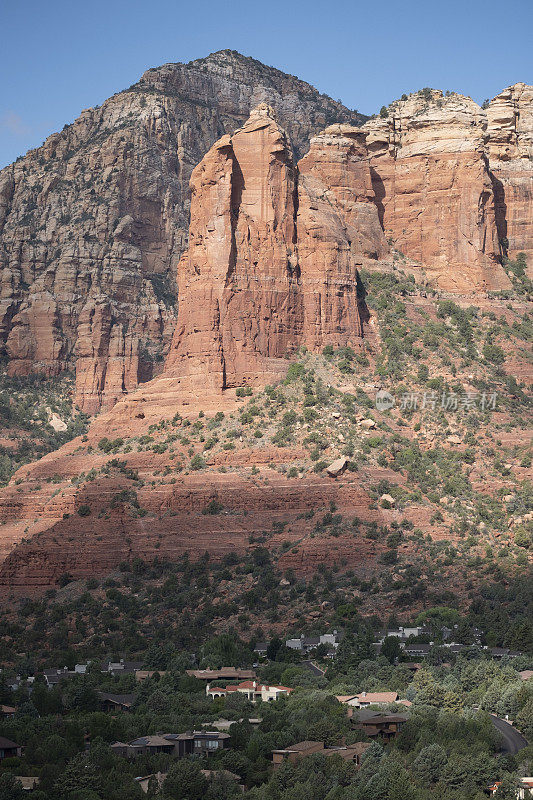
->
[0, 51, 365, 412]
[297, 124, 388, 349]
[363, 91, 510, 292]
[0, 64, 531, 413]
[167, 106, 302, 390]
[486, 83, 533, 269]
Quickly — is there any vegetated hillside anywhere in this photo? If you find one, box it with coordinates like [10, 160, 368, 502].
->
[0, 50, 365, 414]
[0, 372, 88, 486]
[0, 267, 530, 604]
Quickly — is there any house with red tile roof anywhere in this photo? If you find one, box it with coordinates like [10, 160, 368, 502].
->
[207, 680, 293, 702]
[487, 777, 533, 798]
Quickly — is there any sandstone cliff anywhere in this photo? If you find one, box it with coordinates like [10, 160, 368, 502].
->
[363, 86, 533, 291]
[298, 124, 388, 349]
[1, 61, 531, 415]
[166, 107, 386, 391]
[486, 83, 533, 269]
[363, 91, 506, 292]
[167, 106, 302, 391]
[0, 51, 365, 413]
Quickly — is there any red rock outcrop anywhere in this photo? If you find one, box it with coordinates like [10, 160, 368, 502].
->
[363, 91, 511, 292]
[297, 124, 388, 349]
[486, 83, 533, 270]
[1, 64, 531, 413]
[166, 108, 386, 390]
[167, 106, 302, 391]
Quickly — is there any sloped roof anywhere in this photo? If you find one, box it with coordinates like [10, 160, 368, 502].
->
[283, 741, 323, 752]
[0, 736, 21, 748]
[97, 692, 136, 705]
[357, 692, 398, 703]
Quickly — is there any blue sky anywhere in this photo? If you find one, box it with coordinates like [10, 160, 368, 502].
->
[1, 0, 531, 169]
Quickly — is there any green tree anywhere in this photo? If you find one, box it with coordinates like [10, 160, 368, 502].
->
[54, 753, 103, 799]
[0, 774, 25, 800]
[516, 697, 533, 739]
[381, 636, 402, 664]
[412, 743, 447, 783]
[163, 760, 208, 800]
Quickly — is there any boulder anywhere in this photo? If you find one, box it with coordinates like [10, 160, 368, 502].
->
[360, 419, 376, 430]
[446, 435, 463, 445]
[326, 457, 349, 477]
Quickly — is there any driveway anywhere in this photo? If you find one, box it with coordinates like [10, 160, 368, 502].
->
[302, 660, 325, 676]
[491, 715, 528, 754]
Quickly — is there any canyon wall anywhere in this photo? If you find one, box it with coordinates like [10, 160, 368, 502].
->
[297, 124, 388, 350]
[362, 86, 533, 291]
[167, 106, 302, 391]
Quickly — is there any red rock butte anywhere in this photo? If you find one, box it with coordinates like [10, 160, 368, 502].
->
[165, 105, 386, 393]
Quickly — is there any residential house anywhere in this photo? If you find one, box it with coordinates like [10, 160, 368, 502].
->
[37, 660, 145, 689]
[272, 741, 324, 765]
[111, 731, 230, 759]
[135, 670, 167, 682]
[41, 663, 94, 687]
[187, 668, 256, 681]
[335, 692, 399, 709]
[487, 777, 533, 798]
[111, 736, 175, 758]
[285, 633, 340, 654]
[375, 626, 461, 650]
[202, 718, 262, 732]
[272, 740, 370, 767]
[0, 736, 22, 760]
[447, 644, 466, 655]
[253, 643, 268, 657]
[206, 681, 292, 702]
[0, 705, 17, 718]
[43, 668, 70, 688]
[375, 627, 425, 644]
[97, 692, 136, 712]
[135, 773, 166, 794]
[324, 743, 371, 764]
[403, 643, 431, 658]
[102, 660, 144, 676]
[353, 712, 408, 741]
[489, 648, 522, 659]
